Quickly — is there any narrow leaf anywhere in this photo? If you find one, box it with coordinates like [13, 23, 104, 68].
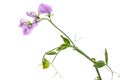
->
[42, 58, 50, 69]
[46, 51, 57, 55]
[60, 35, 70, 45]
[105, 48, 108, 64]
[94, 60, 105, 68]
[57, 44, 69, 51]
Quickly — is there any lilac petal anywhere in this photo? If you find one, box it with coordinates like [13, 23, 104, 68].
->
[22, 26, 33, 35]
[38, 3, 52, 14]
[19, 19, 29, 28]
[32, 22, 37, 28]
[26, 11, 37, 18]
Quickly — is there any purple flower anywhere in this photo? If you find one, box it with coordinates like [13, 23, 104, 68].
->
[19, 19, 29, 28]
[38, 3, 52, 14]
[26, 11, 37, 18]
[19, 19, 37, 35]
[22, 26, 33, 35]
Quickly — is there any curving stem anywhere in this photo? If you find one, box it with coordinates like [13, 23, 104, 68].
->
[40, 16, 102, 80]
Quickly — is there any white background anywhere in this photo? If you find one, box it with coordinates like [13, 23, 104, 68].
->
[0, 0, 120, 80]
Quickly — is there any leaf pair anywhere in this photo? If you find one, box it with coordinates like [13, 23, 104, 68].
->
[56, 35, 71, 51]
[57, 44, 69, 51]
[94, 48, 109, 68]
[60, 35, 70, 45]
[45, 35, 70, 55]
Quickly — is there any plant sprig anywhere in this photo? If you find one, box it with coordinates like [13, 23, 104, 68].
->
[19, 3, 119, 80]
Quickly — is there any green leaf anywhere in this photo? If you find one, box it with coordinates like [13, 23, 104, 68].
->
[105, 48, 108, 65]
[46, 51, 57, 55]
[60, 35, 70, 45]
[42, 58, 50, 69]
[57, 44, 69, 51]
[94, 60, 105, 68]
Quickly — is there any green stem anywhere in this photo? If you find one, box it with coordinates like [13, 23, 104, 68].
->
[73, 46, 94, 62]
[47, 18, 94, 63]
[73, 47, 102, 80]
[40, 17, 102, 80]
[95, 68, 102, 80]
[48, 18, 76, 47]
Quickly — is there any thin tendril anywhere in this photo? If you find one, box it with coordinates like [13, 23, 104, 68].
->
[51, 51, 60, 64]
[51, 63, 62, 78]
[106, 65, 113, 80]
[105, 65, 120, 80]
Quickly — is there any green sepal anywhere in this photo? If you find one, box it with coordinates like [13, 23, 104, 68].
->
[94, 60, 105, 68]
[104, 48, 108, 65]
[46, 51, 57, 55]
[46, 13, 54, 18]
[60, 35, 70, 45]
[42, 58, 50, 69]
